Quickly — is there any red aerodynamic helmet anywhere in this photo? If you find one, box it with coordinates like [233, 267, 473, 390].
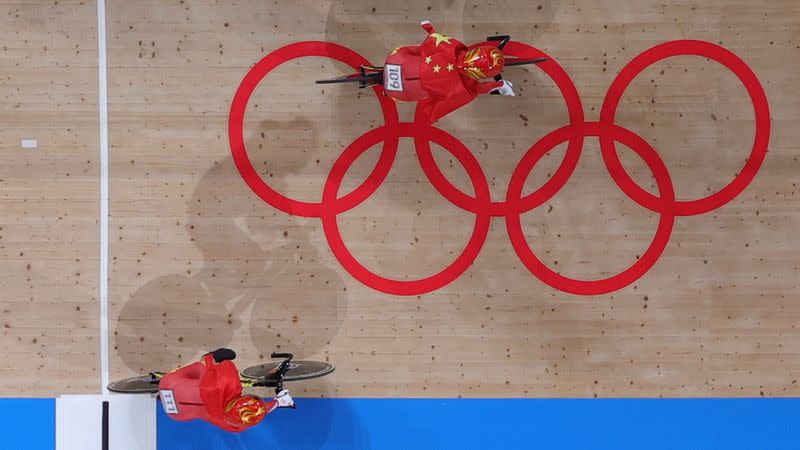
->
[223, 395, 268, 428]
[458, 46, 505, 80]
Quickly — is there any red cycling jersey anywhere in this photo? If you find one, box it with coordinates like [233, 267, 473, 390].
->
[158, 354, 277, 432]
[383, 21, 504, 122]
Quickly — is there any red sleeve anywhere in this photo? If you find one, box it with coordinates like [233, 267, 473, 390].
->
[418, 37, 478, 123]
[477, 80, 504, 94]
[199, 355, 245, 432]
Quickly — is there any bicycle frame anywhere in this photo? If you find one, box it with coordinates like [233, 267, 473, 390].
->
[316, 35, 545, 89]
[241, 352, 294, 393]
[142, 353, 294, 393]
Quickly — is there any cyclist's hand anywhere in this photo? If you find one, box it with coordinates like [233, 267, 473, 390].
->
[276, 389, 295, 408]
[493, 80, 516, 96]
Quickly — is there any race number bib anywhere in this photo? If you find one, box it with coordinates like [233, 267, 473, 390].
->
[159, 389, 179, 414]
[384, 64, 403, 92]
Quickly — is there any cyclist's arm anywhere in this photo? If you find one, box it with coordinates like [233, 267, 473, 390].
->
[476, 80, 504, 94]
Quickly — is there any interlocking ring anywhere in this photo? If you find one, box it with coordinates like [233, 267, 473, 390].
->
[229, 39, 770, 296]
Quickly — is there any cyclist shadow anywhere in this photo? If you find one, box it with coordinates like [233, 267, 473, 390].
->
[115, 117, 348, 374]
[255, 398, 370, 450]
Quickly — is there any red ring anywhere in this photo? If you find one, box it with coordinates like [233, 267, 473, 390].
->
[229, 39, 769, 296]
[506, 122, 676, 295]
[413, 42, 585, 216]
[321, 123, 491, 295]
[228, 41, 400, 218]
[599, 40, 770, 216]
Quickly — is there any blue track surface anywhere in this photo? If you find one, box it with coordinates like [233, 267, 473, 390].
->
[2, 397, 797, 449]
[0, 398, 55, 450]
[156, 398, 800, 450]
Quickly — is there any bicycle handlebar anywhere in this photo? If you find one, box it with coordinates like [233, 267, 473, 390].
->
[271, 352, 293, 360]
[486, 35, 511, 50]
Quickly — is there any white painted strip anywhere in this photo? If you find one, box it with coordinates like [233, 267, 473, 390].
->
[56, 396, 103, 450]
[109, 395, 158, 450]
[21, 139, 38, 149]
[97, 0, 110, 395]
[56, 395, 157, 450]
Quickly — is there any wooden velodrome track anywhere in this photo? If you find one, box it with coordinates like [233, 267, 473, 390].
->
[1, 0, 798, 398]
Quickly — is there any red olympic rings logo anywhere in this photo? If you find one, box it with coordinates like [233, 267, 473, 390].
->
[229, 40, 770, 296]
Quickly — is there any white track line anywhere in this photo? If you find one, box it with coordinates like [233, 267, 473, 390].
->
[97, 0, 110, 394]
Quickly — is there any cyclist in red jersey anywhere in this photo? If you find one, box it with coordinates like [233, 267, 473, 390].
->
[157, 348, 294, 432]
[383, 20, 515, 122]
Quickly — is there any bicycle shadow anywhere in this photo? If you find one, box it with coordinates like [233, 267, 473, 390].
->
[114, 117, 348, 373]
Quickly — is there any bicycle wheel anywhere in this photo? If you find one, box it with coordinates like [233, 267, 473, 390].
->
[241, 360, 335, 382]
[315, 74, 378, 85]
[505, 57, 548, 67]
[107, 373, 162, 394]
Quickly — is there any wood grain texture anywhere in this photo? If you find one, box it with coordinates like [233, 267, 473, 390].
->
[0, 0, 100, 395]
[5, 0, 798, 397]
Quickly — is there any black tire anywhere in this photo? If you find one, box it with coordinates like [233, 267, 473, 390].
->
[315, 74, 380, 85]
[107, 373, 163, 394]
[505, 57, 548, 67]
[241, 360, 335, 382]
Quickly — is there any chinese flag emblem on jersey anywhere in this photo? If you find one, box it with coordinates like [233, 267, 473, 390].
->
[418, 33, 481, 123]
